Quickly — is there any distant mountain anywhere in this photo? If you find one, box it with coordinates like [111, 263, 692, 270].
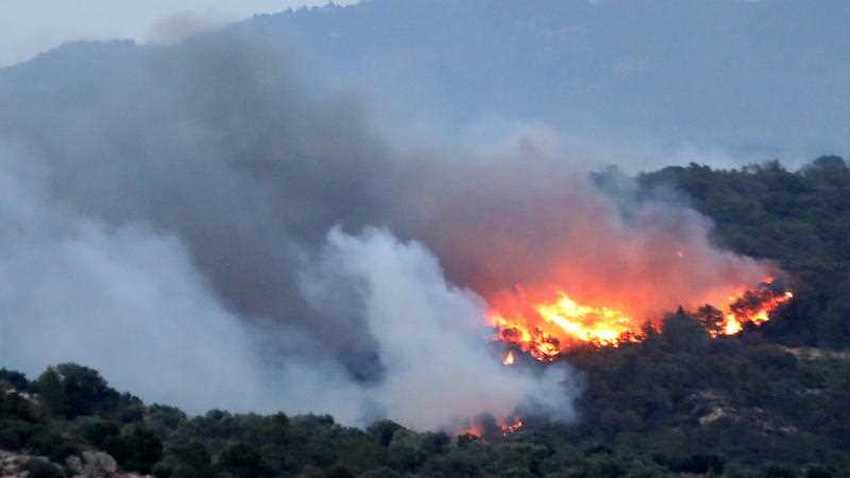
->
[3, 1, 848, 160]
[247, 0, 850, 159]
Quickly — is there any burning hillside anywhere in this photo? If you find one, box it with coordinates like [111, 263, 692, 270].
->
[0, 25, 806, 434]
[488, 279, 793, 362]
[458, 414, 525, 441]
[449, 279, 792, 438]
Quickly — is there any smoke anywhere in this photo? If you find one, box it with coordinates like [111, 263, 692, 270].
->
[297, 227, 572, 429]
[0, 30, 770, 428]
[0, 148, 269, 413]
[0, 146, 572, 428]
[149, 11, 234, 45]
[386, 130, 772, 322]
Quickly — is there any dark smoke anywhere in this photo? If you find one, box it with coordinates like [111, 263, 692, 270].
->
[4, 33, 397, 381]
[0, 29, 767, 428]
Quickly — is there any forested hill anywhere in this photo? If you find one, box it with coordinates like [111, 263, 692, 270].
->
[637, 156, 850, 348]
[2, 157, 850, 478]
[2, 2, 850, 476]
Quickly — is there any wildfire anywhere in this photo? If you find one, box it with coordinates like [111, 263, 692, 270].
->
[713, 288, 794, 337]
[500, 416, 524, 436]
[488, 281, 793, 362]
[458, 415, 525, 440]
[489, 290, 641, 361]
[465, 280, 792, 438]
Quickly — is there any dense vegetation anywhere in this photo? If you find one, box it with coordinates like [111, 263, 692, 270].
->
[639, 155, 850, 347]
[2, 157, 849, 477]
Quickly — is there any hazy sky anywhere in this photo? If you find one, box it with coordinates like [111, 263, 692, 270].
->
[0, 0, 359, 67]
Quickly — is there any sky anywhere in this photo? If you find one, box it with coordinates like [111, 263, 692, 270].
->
[0, 0, 359, 67]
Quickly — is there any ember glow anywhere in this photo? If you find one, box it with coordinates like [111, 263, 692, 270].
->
[501, 416, 524, 436]
[717, 288, 794, 337]
[458, 415, 525, 439]
[488, 280, 793, 362]
[488, 288, 642, 361]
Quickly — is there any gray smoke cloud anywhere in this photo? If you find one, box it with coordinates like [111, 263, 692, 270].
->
[0, 144, 271, 413]
[0, 142, 573, 427]
[0, 29, 768, 429]
[296, 227, 572, 429]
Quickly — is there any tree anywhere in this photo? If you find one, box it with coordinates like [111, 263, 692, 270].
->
[24, 459, 63, 478]
[36, 367, 68, 418]
[154, 441, 212, 478]
[0, 368, 30, 391]
[35, 363, 119, 418]
[79, 418, 121, 448]
[218, 443, 268, 478]
[124, 427, 164, 474]
[661, 308, 709, 353]
[367, 419, 403, 447]
[802, 155, 849, 185]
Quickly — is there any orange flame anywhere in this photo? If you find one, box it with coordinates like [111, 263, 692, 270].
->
[712, 289, 794, 338]
[488, 290, 641, 361]
[457, 415, 524, 439]
[469, 281, 792, 435]
[500, 416, 524, 436]
[488, 281, 792, 362]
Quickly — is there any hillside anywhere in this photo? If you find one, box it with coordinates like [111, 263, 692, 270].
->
[2, 157, 850, 477]
[3, 324, 850, 477]
[2, 2, 850, 477]
[637, 158, 850, 347]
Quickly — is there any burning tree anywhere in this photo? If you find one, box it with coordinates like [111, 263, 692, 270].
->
[488, 280, 793, 363]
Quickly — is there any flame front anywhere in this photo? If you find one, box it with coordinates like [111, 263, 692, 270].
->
[474, 280, 792, 435]
[490, 291, 639, 360]
[500, 417, 524, 436]
[536, 294, 637, 345]
[489, 281, 793, 362]
[712, 289, 794, 338]
[457, 415, 524, 440]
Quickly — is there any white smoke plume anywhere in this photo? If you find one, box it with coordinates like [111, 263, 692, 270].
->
[0, 30, 770, 430]
[298, 227, 573, 429]
[0, 152, 574, 428]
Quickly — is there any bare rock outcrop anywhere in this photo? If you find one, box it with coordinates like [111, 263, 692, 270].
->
[1, 449, 148, 478]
